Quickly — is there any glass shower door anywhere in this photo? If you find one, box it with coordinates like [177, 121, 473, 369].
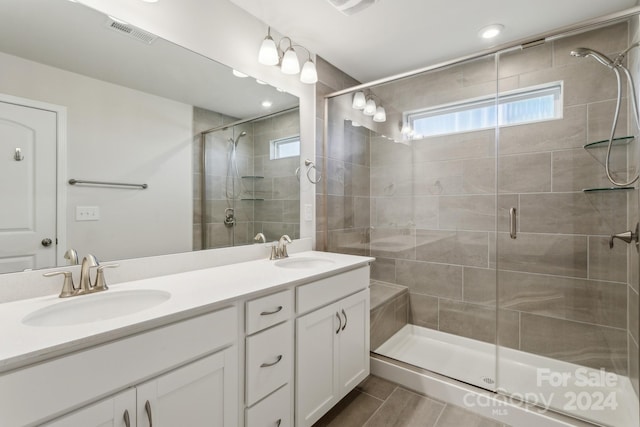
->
[495, 19, 639, 427]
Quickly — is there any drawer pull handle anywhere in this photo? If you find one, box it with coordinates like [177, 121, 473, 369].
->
[145, 400, 153, 427]
[123, 410, 131, 427]
[261, 305, 283, 316]
[276, 419, 282, 427]
[341, 309, 348, 331]
[336, 311, 342, 334]
[261, 354, 283, 368]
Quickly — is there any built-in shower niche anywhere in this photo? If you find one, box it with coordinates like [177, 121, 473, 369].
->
[324, 17, 639, 427]
[193, 108, 301, 249]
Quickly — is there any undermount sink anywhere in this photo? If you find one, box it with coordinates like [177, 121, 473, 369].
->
[22, 289, 171, 327]
[274, 257, 336, 269]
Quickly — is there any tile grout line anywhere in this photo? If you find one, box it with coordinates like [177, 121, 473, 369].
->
[431, 403, 448, 427]
[359, 385, 399, 427]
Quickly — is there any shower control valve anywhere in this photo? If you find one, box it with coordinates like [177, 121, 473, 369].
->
[609, 223, 639, 251]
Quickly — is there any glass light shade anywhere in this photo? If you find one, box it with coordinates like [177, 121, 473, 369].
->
[363, 99, 376, 116]
[352, 92, 366, 109]
[281, 48, 300, 74]
[373, 106, 386, 122]
[300, 60, 318, 84]
[351, 120, 361, 127]
[258, 36, 279, 65]
[232, 69, 248, 78]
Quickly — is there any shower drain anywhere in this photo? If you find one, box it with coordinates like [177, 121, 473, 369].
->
[482, 377, 495, 385]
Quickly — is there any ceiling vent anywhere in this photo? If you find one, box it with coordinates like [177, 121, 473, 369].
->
[326, 0, 379, 16]
[105, 18, 157, 44]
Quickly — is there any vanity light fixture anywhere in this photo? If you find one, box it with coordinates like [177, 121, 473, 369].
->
[479, 24, 504, 39]
[363, 98, 377, 116]
[373, 106, 386, 122]
[352, 91, 366, 109]
[256, 79, 268, 85]
[351, 121, 361, 127]
[258, 27, 318, 84]
[232, 69, 248, 78]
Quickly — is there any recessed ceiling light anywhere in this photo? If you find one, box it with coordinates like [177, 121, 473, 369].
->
[479, 24, 504, 39]
[232, 69, 248, 78]
[141, 0, 159, 3]
[261, 100, 273, 108]
[256, 79, 267, 85]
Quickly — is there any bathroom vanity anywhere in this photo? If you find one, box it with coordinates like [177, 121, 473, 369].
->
[0, 251, 372, 427]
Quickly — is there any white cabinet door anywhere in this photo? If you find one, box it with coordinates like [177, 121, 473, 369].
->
[337, 289, 370, 395]
[42, 388, 135, 427]
[136, 346, 238, 427]
[296, 302, 340, 427]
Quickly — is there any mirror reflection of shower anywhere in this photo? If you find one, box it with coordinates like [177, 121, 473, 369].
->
[570, 42, 640, 186]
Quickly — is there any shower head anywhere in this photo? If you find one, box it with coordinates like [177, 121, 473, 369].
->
[570, 47, 615, 68]
[230, 131, 247, 146]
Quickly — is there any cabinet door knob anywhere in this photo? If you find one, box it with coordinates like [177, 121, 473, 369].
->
[260, 354, 283, 368]
[335, 311, 342, 334]
[341, 309, 348, 331]
[123, 409, 131, 427]
[145, 400, 153, 427]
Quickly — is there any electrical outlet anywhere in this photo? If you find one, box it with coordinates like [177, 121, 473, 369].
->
[76, 206, 100, 221]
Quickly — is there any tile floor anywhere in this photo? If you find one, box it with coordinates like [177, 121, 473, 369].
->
[313, 375, 510, 427]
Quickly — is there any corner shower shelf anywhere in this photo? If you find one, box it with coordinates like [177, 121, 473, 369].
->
[582, 186, 634, 192]
[583, 136, 634, 149]
[240, 198, 264, 201]
[241, 175, 264, 179]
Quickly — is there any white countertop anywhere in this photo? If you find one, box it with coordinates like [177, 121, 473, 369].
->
[0, 251, 373, 373]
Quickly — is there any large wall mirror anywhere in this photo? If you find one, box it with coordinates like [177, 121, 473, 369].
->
[0, 0, 300, 274]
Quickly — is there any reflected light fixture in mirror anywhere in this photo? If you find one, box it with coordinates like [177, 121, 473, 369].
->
[373, 106, 386, 122]
[352, 91, 366, 109]
[363, 98, 376, 116]
[258, 27, 318, 84]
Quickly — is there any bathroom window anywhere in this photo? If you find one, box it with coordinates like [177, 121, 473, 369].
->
[270, 135, 300, 160]
[406, 82, 563, 138]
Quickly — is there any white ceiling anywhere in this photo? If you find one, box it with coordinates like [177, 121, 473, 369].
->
[0, 0, 298, 119]
[230, 0, 639, 83]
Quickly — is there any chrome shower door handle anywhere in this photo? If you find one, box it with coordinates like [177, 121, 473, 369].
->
[509, 208, 517, 239]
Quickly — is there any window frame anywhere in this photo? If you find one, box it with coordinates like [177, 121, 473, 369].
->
[269, 134, 301, 160]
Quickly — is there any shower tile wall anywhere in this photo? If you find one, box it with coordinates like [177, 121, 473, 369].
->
[324, 23, 636, 375]
[192, 107, 237, 249]
[193, 108, 300, 249]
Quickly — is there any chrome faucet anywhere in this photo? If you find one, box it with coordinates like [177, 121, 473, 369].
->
[254, 233, 266, 243]
[78, 254, 99, 294]
[64, 248, 79, 265]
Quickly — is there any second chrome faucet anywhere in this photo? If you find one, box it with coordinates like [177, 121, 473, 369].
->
[270, 235, 292, 260]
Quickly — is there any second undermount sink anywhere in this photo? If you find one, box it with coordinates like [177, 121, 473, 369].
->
[274, 256, 336, 269]
[22, 289, 171, 327]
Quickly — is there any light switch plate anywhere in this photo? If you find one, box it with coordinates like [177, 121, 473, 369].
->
[76, 206, 100, 221]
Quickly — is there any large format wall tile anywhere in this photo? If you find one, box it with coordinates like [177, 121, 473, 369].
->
[396, 260, 463, 300]
[416, 230, 489, 267]
[463, 267, 496, 305]
[494, 232, 588, 278]
[588, 236, 627, 283]
[408, 293, 439, 330]
[462, 157, 495, 194]
[439, 195, 497, 231]
[438, 299, 503, 344]
[412, 130, 495, 163]
[498, 152, 551, 193]
[552, 148, 627, 192]
[519, 192, 626, 235]
[520, 313, 627, 374]
[414, 160, 464, 196]
[498, 270, 627, 328]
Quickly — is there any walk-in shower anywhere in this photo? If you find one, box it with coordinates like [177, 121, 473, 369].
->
[323, 14, 639, 427]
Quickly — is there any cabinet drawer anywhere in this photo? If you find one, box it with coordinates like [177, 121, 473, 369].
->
[246, 384, 291, 427]
[246, 321, 292, 406]
[297, 267, 369, 314]
[246, 289, 292, 335]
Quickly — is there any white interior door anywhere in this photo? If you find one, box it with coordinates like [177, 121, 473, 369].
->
[0, 99, 57, 272]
